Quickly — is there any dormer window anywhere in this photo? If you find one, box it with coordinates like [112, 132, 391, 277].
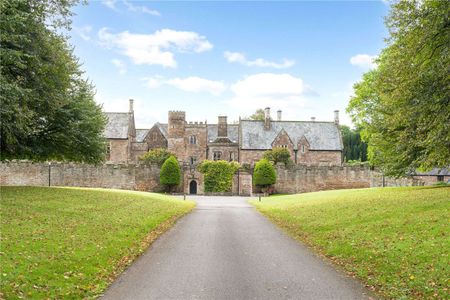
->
[189, 135, 197, 144]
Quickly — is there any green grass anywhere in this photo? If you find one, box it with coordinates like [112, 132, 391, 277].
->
[251, 186, 450, 299]
[0, 186, 195, 299]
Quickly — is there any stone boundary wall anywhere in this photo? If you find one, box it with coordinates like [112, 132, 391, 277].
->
[0, 161, 162, 192]
[1, 161, 424, 195]
[273, 164, 422, 194]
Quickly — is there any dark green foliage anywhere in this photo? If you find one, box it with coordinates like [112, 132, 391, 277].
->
[160, 156, 181, 191]
[139, 148, 176, 166]
[340, 125, 368, 162]
[0, 0, 107, 163]
[347, 0, 450, 176]
[263, 148, 293, 166]
[253, 159, 277, 187]
[198, 160, 240, 192]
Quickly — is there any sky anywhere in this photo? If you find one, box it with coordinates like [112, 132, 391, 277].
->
[70, 0, 389, 128]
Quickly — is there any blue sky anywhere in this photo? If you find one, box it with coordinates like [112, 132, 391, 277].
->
[70, 0, 389, 128]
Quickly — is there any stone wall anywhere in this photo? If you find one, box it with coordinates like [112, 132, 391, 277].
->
[0, 161, 162, 192]
[273, 165, 424, 194]
[108, 139, 129, 162]
[1, 161, 428, 196]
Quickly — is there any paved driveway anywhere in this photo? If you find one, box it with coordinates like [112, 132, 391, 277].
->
[102, 196, 375, 300]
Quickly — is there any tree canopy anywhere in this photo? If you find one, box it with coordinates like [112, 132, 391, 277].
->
[160, 156, 181, 191]
[253, 159, 277, 188]
[248, 109, 265, 120]
[0, 0, 107, 163]
[139, 148, 176, 166]
[347, 0, 450, 176]
[340, 125, 368, 163]
[263, 148, 293, 166]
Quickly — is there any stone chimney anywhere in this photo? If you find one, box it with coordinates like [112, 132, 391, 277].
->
[129, 99, 134, 113]
[264, 107, 271, 130]
[277, 110, 282, 121]
[311, 117, 316, 122]
[334, 110, 339, 125]
[218, 116, 228, 137]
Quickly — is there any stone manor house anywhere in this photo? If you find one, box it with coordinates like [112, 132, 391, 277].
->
[104, 99, 344, 167]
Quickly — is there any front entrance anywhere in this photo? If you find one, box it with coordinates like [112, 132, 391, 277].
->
[189, 180, 197, 194]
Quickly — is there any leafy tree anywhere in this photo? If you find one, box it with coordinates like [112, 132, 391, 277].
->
[340, 125, 368, 162]
[160, 156, 181, 192]
[0, 0, 107, 163]
[253, 159, 277, 189]
[248, 109, 265, 120]
[139, 148, 175, 166]
[263, 148, 293, 166]
[198, 160, 240, 192]
[347, 0, 450, 176]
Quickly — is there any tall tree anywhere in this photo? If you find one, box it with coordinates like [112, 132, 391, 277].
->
[347, 0, 450, 176]
[0, 0, 107, 163]
[340, 125, 368, 162]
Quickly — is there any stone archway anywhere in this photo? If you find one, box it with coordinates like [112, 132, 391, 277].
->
[189, 180, 197, 195]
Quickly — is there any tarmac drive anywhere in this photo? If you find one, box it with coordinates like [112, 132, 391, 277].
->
[102, 196, 376, 300]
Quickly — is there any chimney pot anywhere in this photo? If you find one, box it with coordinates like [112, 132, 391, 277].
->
[264, 107, 271, 130]
[334, 110, 339, 125]
[277, 110, 282, 121]
[311, 117, 316, 122]
[129, 99, 134, 113]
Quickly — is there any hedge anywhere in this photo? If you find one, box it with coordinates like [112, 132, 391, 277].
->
[198, 160, 240, 192]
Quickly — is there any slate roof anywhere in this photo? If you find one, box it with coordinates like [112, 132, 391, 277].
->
[413, 168, 450, 176]
[136, 129, 149, 142]
[155, 123, 168, 139]
[240, 120, 343, 151]
[207, 124, 239, 143]
[104, 113, 130, 139]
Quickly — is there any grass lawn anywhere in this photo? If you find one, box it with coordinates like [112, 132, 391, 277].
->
[251, 186, 449, 299]
[0, 186, 195, 299]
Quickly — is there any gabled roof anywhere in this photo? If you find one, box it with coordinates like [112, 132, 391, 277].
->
[240, 120, 343, 151]
[136, 129, 149, 142]
[207, 124, 239, 143]
[154, 123, 168, 139]
[104, 112, 130, 139]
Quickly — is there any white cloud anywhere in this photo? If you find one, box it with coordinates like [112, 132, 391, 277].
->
[224, 51, 295, 69]
[98, 28, 213, 68]
[350, 54, 377, 69]
[112, 59, 127, 75]
[74, 25, 92, 41]
[228, 73, 309, 114]
[123, 0, 161, 16]
[144, 76, 226, 96]
[101, 0, 117, 10]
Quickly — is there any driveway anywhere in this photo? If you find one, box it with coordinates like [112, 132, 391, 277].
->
[102, 196, 375, 300]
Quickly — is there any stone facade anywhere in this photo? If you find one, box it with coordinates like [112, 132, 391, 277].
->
[102, 101, 347, 193]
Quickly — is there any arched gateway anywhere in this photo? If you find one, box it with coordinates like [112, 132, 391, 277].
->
[189, 180, 197, 194]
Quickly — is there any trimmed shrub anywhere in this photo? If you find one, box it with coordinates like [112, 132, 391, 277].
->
[253, 159, 277, 189]
[263, 148, 293, 166]
[140, 148, 175, 166]
[160, 156, 181, 191]
[198, 160, 240, 192]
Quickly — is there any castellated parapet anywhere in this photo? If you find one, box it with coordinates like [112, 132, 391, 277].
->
[168, 111, 186, 138]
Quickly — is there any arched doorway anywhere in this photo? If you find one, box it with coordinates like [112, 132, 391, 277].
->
[189, 180, 197, 194]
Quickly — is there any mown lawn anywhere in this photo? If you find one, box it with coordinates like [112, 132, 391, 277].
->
[251, 186, 449, 299]
[0, 186, 195, 299]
